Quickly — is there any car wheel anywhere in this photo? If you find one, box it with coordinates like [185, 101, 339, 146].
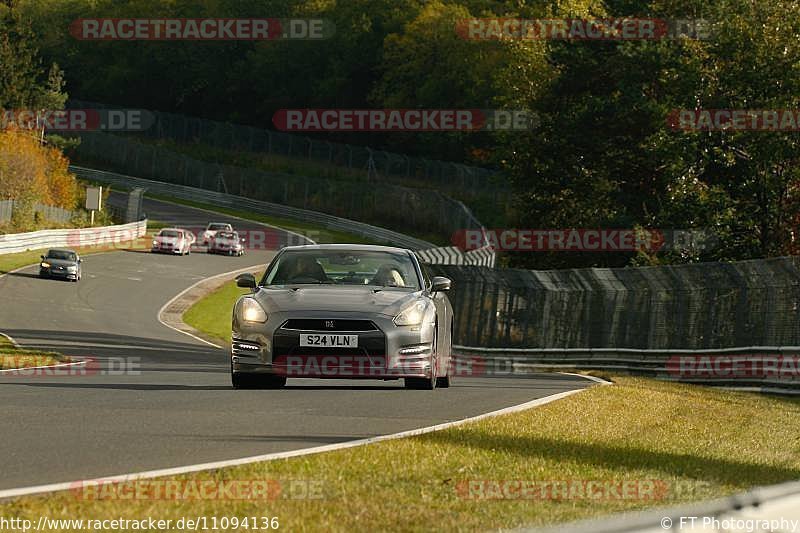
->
[436, 320, 452, 388]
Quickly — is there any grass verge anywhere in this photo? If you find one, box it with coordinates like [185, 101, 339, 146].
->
[2, 377, 799, 531]
[0, 224, 166, 275]
[183, 280, 249, 345]
[0, 335, 70, 370]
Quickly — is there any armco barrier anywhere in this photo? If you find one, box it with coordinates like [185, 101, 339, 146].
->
[454, 345, 800, 393]
[69, 166, 435, 251]
[0, 220, 147, 255]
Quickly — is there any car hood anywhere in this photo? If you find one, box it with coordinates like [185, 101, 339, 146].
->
[44, 258, 76, 267]
[155, 236, 181, 244]
[253, 286, 422, 316]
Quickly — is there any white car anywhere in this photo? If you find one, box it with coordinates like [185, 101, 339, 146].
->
[208, 231, 245, 256]
[202, 222, 234, 245]
[152, 228, 196, 255]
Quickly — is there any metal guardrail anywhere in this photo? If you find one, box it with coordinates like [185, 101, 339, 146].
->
[454, 345, 800, 393]
[68, 99, 502, 192]
[69, 166, 435, 250]
[0, 220, 148, 255]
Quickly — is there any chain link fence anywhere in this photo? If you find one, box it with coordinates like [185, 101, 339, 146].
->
[0, 200, 76, 226]
[430, 257, 800, 350]
[68, 99, 501, 193]
[66, 130, 491, 247]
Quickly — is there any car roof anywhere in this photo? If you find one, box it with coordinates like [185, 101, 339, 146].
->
[47, 248, 78, 254]
[279, 244, 412, 254]
[208, 222, 231, 226]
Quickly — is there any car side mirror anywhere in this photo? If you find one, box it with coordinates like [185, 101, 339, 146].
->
[40, 255, 45, 260]
[78, 258, 83, 263]
[236, 273, 257, 289]
[431, 276, 451, 292]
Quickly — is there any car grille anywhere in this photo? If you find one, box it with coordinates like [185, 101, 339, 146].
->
[272, 329, 386, 358]
[280, 319, 378, 332]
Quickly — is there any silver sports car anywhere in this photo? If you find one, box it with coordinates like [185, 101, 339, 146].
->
[231, 244, 454, 390]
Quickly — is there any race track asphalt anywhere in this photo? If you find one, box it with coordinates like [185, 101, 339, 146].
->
[0, 196, 592, 492]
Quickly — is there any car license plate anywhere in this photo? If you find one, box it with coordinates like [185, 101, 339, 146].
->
[300, 334, 358, 348]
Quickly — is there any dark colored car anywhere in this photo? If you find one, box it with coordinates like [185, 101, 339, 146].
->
[230, 244, 454, 390]
[39, 249, 82, 282]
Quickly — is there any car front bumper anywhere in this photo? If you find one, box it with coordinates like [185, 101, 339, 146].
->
[151, 245, 182, 254]
[40, 267, 78, 279]
[231, 312, 436, 379]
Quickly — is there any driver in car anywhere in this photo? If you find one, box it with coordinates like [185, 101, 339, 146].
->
[371, 264, 406, 287]
[276, 255, 329, 283]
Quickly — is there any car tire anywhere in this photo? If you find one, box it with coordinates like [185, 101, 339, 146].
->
[436, 320, 452, 388]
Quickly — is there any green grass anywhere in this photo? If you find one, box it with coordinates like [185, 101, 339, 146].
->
[0, 335, 70, 370]
[183, 280, 250, 345]
[0, 352, 70, 370]
[147, 193, 381, 245]
[0, 224, 167, 275]
[2, 377, 799, 531]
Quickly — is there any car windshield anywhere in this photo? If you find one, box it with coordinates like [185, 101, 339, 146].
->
[208, 224, 229, 230]
[263, 249, 420, 289]
[160, 230, 181, 238]
[47, 250, 77, 261]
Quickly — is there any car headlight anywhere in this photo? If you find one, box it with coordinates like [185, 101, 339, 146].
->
[152, 240, 158, 246]
[67, 265, 77, 272]
[40, 262, 50, 268]
[241, 297, 268, 323]
[394, 300, 430, 326]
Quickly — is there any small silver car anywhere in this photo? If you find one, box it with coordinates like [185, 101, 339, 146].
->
[231, 245, 454, 390]
[39, 249, 82, 282]
[208, 230, 245, 256]
[151, 228, 195, 255]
